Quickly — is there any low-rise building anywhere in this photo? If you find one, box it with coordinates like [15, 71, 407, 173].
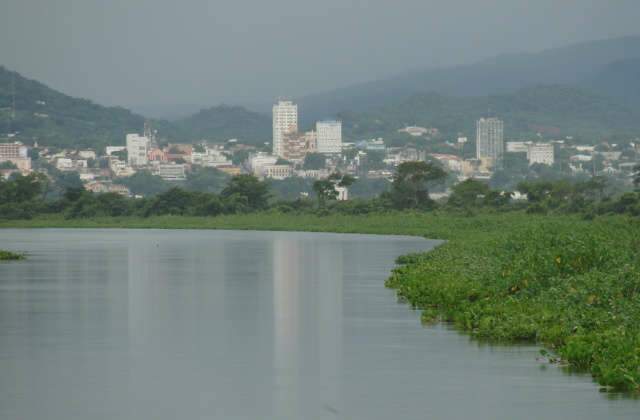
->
[430, 154, 463, 172]
[527, 143, 554, 166]
[152, 163, 186, 181]
[506, 141, 530, 153]
[263, 164, 292, 180]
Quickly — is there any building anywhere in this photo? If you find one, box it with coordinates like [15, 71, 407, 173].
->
[316, 120, 342, 154]
[527, 143, 554, 166]
[191, 147, 232, 167]
[281, 132, 307, 162]
[397, 126, 439, 137]
[55, 158, 74, 171]
[335, 186, 349, 201]
[272, 100, 298, 158]
[126, 134, 150, 166]
[476, 118, 504, 165]
[430, 154, 463, 172]
[506, 141, 530, 153]
[85, 181, 131, 196]
[148, 148, 168, 162]
[78, 150, 96, 160]
[304, 130, 317, 153]
[152, 162, 186, 181]
[105, 146, 126, 156]
[109, 158, 135, 177]
[0, 142, 31, 172]
[263, 164, 292, 180]
[249, 153, 278, 177]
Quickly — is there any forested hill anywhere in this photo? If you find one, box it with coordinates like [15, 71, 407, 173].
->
[340, 85, 640, 143]
[0, 66, 145, 149]
[167, 105, 271, 144]
[0, 66, 271, 149]
[2, 46, 640, 150]
[297, 35, 640, 123]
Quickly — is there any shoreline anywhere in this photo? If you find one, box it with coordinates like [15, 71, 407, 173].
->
[1, 212, 639, 393]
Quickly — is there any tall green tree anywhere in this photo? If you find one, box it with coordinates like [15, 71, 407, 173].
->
[313, 173, 357, 207]
[390, 161, 446, 210]
[221, 175, 270, 211]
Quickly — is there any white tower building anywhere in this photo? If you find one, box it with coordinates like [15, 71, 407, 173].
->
[316, 120, 342, 154]
[126, 133, 150, 166]
[476, 118, 504, 164]
[272, 100, 298, 158]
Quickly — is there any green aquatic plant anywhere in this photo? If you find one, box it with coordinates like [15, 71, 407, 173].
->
[0, 250, 25, 261]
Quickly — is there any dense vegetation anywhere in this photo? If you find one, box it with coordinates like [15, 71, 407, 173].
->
[386, 215, 640, 392]
[1, 162, 639, 220]
[0, 249, 24, 260]
[340, 86, 640, 143]
[0, 66, 145, 150]
[0, 67, 270, 149]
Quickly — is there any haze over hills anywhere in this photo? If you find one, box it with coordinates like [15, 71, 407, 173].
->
[296, 35, 640, 124]
[341, 85, 640, 143]
[1, 35, 640, 149]
[0, 66, 271, 149]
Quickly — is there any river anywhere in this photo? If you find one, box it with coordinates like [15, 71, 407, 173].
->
[0, 229, 637, 419]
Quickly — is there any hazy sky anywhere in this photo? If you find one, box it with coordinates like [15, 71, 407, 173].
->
[2, 0, 639, 110]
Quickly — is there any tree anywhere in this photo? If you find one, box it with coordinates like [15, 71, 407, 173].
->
[312, 173, 357, 207]
[448, 179, 490, 208]
[221, 175, 270, 211]
[145, 188, 198, 216]
[118, 171, 171, 196]
[184, 167, 228, 194]
[634, 164, 640, 189]
[0, 161, 17, 170]
[312, 180, 337, 207]
[303, 153, 326, 170]
[390, 161, 446, 210]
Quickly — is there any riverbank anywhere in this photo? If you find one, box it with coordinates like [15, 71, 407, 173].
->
[1, 212, 639, 392]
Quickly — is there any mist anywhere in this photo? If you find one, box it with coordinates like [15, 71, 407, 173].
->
[2, 0, 639, 112]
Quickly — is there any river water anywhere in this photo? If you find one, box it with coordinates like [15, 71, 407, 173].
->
[0, 229, 637, 419]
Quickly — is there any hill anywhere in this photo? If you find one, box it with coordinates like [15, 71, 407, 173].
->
[298, 35, 640, 123]
[167, 105, 271, 144]
[0, 67, 271, 149]
[586, 57, 640, 106]
[340, 85, 640, 142]
[0, 66, 145, 149]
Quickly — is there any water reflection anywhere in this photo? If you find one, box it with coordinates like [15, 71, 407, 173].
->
[0, 229, 639, 420]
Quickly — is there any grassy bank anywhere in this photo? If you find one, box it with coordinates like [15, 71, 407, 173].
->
[0, 249, 25, 260]
[1, 212, 639, 392]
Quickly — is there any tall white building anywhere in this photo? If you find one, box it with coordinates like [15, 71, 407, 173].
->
[126, 134, 150, 166]
[316, 120, 342, 154]
[272, 100, 298, 158]
[476, 118, 504, 164]
[527, 143, 554, 166]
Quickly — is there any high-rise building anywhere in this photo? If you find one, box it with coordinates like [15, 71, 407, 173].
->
[476, 118, 504, 164]
[272, 100, 298, 157]
[126, 134, 150, 166]
[316, 120, 342, 154]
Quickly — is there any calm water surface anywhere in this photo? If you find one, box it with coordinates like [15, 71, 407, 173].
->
[0, 229, 638, 420]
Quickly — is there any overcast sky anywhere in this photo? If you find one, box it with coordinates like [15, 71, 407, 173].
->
[2, 0, 639, 110]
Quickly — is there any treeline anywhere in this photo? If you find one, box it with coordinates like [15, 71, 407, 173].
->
[1, 162, 639, 220]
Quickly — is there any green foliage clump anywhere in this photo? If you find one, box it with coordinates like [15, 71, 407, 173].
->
[386, 215, 640, 392]
[0, 250, 25, 260]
